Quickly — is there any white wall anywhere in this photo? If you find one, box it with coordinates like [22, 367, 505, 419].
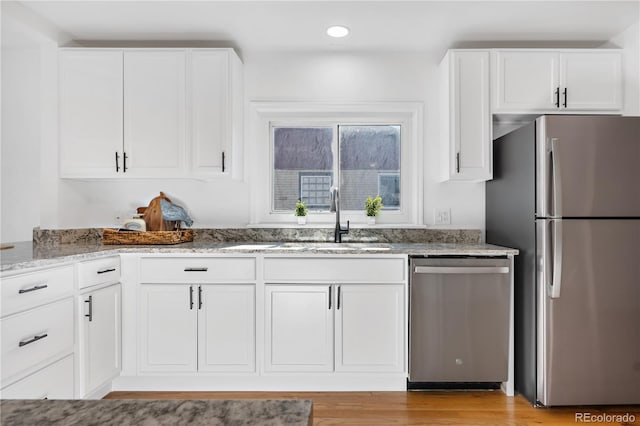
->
[1, 3, 65, 243]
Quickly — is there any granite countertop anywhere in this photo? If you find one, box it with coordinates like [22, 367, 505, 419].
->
[0, 240, 518, 273]
[0, 399, 313, 426]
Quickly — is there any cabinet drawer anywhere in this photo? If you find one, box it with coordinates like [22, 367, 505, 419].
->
[1, 298, 74, 383]
[0, 355, 74, 399]
[1, 266, 74, 317]
[140, 257, 256, 283]
[77, 256, 120, 289]
[264, 257, 405, 283]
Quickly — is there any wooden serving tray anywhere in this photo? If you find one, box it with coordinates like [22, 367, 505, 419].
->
[102, 228, 194, 245]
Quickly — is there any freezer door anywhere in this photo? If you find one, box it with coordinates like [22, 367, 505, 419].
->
[537, 219, 640, 406]
[536, 115, 640, 218]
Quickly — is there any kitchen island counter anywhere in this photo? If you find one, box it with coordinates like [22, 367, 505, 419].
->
[0, 399, 313, 426]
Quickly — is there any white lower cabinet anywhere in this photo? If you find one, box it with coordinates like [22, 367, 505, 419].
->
[78, 283, 121, 397]
[335, 284, 405, 373]
[198, 285, 255, 372]
[139, 284, 255, 373]
[265, 285, 334, 372]
[139, 284, 198, 372]
[0, 355, 74, 399]
[265, 283, 405, 374]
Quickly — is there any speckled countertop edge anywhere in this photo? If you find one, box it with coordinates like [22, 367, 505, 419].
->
[1, 241, 518, 273]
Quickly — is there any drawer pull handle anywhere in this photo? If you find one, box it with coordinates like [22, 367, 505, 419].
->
[97, 268, 116, 274]
[184, 267, 208, 272]
[19, 333, 48, 347]
[413, 266, 509, 274]
[18, 284, 48, 294]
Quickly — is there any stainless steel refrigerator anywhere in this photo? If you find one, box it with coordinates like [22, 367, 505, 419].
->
[486, 115, 640, 406]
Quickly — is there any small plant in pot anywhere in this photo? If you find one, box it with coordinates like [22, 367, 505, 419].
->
[365, 195, 383, 224]
[295, 200, 308, 225]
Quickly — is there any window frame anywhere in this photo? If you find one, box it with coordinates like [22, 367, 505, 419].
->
[249, 101, 424, 226]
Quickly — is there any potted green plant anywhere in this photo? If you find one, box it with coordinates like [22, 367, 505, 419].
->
[295, 200, 308, 225]
[365, 195, 383, 224]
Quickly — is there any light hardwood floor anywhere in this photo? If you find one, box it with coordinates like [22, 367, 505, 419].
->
[105, 391, 640, 425]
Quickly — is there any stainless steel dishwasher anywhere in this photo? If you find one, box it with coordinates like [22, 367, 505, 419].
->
[408, 256, 511, 388]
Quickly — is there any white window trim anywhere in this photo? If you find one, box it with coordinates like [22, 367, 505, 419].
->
[248, 101, 424, 226]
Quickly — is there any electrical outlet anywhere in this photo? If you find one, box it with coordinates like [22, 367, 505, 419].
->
[434, 208, 451, 225]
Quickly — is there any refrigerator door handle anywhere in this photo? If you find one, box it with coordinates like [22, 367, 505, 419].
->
[549, 137, 563, 218]
[548, 219, 563, 299]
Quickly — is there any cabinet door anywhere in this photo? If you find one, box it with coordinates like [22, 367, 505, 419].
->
[198, 284, 255, 372]
[139, 284, 197, 373]
[560, 52, 622, 111]
[123, 50, 186, 176]
[79, 284, 121, 397]
[335, 284, 405, 372]
[264, 285, 333, 372]
[59, 49, 123, 177]
[189, 50, 231, 176]
[494, 51, 559, 111]
[447, 50, 491, 181]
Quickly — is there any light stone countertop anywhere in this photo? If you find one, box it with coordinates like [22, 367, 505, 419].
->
[1, 240, 518, 273]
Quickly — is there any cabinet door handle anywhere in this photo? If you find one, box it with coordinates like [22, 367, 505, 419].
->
[189, 286, 194, 310]
[562, 88, 567, 108]
[555, 87, 560, 108]
[222, 151, 226, 173]
[18, 284, 48, 294]
[97, 268, 116, 275]
[19, 333, 48, 347]
[115, 152, 120, 172]
[184, 267, 208, 272]
[85, 296, 93, 321]
[337, 285, 341, 310]
[198, 285, 203, 310]
[328, 285, 332, 310]
[456, 152, 460, 174]
[123, 152, 128, 173]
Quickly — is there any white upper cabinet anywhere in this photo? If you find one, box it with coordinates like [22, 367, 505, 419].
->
[189, 50, 242, 177]
[493, 51, 559, 111]
[492, 49, 622, 113]
[440, 50, 492, 181]
[59, 48, 243, 179]
[59, 50, 123, 178]
[123, 50, 186, 177]
[560, 51, 622, 111]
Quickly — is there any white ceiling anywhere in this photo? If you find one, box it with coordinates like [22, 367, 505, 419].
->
[16, 0, 640, 54]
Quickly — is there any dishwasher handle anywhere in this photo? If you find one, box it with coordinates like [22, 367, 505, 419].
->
[413, 266, 509, 274]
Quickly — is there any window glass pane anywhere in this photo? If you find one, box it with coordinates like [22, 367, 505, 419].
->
[339, 125, 400, 211]
[273, 127, 333, 211]
[378, 173, 400, 208]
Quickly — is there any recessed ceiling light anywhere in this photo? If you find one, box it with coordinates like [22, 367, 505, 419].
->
[327, 25, 350, 38]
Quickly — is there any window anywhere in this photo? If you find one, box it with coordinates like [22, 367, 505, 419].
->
[339, 125, 400, 211]
[272, 125, 400, 213]
[250, 101, 423, 225]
